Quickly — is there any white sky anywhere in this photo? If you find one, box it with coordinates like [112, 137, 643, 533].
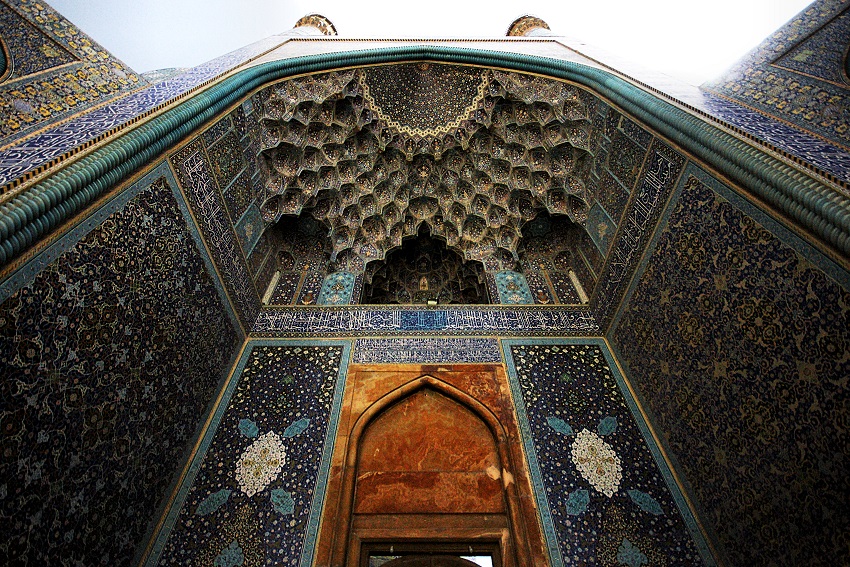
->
[48, 0, 813, 85]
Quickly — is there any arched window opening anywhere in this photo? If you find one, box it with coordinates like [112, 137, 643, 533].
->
[362, 225, 489, 304]
[516, 210, 593, 305]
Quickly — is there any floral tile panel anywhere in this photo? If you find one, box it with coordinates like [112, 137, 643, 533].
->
[0, 173, 240, 565]
[151, 342, 349, 567]
[503, 340, 713, 566]
[612, 164, 850, 565]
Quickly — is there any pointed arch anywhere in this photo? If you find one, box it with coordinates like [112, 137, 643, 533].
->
[324, 373, 536, 567]
[346, 374, 509, 467]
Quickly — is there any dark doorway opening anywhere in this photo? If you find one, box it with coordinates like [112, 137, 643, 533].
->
[362, 542, 500, 567]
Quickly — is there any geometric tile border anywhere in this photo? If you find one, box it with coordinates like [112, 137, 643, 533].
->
[352, 337, 502, 363]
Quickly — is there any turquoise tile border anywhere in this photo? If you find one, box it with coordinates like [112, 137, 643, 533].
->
[500, 338, 564, 567]
[300, 338, 352, 567]
[500, 337, 716, 567]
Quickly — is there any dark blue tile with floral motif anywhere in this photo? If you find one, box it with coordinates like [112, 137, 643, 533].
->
[505, 341, 710, 566]
[154, 344, 345, 566]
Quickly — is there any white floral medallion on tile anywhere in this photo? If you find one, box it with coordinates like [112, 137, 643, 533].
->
[235, 431, 285, 497]
[571, 428, 622, 497]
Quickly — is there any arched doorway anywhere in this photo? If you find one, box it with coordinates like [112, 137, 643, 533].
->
[314, 369, 548, 567]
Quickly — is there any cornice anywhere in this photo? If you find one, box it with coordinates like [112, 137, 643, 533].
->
[1, 45, 847, 269]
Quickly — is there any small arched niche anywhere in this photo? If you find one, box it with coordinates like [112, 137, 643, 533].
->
[362, 225, 489, 304]
[256, 212, 334, 305]
[516, 210, 594, 304]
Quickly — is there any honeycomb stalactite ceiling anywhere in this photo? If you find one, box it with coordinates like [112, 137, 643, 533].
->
[258, 64, 595, 272]
[360, 63, 490, 142]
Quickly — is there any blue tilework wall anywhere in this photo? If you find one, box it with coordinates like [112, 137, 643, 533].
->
[611, 164, 850, 565]
[0, 1, 76, 78]
[772, 5, 850, 85]
[503, 339, 712, 566]
[590, 139, 686, 328]
[200, 104, 271, 295]
[0, 15, 290, 189]
[0, 170, 241, 565]
[0, 0, 144, 146]
[586, 103, 653, 263]
[704, 0, 850, 150]
[148, 341, 349, 567]
[582, 101, 653, 267]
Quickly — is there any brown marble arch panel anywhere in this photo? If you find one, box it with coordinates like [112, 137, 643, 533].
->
[314, 364, 549, 567]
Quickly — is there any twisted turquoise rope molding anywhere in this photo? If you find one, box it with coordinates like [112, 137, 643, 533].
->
[0, 45, 848, 268]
